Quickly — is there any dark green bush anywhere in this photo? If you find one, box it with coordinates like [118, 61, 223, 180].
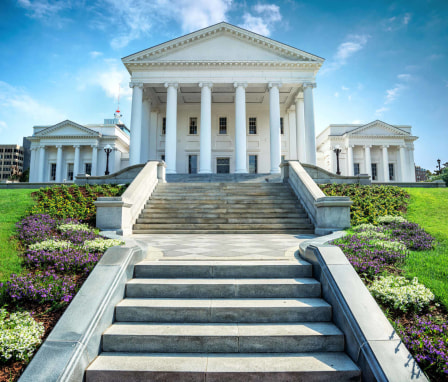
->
[319, 184, 409, 225]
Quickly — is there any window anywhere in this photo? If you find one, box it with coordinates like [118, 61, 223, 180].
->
[162, 118, 166, 135]
[249, 155, 258, 174]
[189, 117, 198, 135]
[389, 163, 395, 181]
[354, 163, 360, 176]
[217, 158, 230, 173]
[371, 163, 377, 181]
[50, 163, 57, 181]
[219, 117, 227, 135]
[161, 155, 165, 161]
[85, 163, 92, 176]
[188, 155, 198, 174]
[280, 117, 284, 135]
[249, 117, 257, 134]
[67, 163, 74, 181]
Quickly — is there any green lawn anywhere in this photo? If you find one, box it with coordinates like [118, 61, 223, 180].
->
[0, 189, 37, 283]
[404, 188, 448, 308]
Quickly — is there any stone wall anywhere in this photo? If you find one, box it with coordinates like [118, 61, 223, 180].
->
[75, 164, 145, 185]
[301, 163, 371, 185]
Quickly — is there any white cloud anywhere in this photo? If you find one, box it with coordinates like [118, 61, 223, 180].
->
[352, 120, 362, 124]
[334, 92, 339, 98]
[240, 3, 282, 36]
[397, 73, 411, 81]
[375, 107, 389, 116]
[0, 120, 7, 132]
[96, 0, 232, 49]
[321, 34, 369, 74]
[384, 13, 412, 31]
[385, 84, 405, 104]
[341, 86, 349, 91]
[0, 81, 65, 126]
[16, 0, 71, 26]
[403, 13, 411, 25]
[90, 51, 103, 59]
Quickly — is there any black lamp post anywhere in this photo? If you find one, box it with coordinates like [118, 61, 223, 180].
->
[104, 144, 112, 175]
[333, 145, 342, 175]
[437, 159, 441, 174]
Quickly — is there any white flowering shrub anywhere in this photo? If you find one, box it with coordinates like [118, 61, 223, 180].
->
[356, 231, 389, 240]
[371, 240, 407, 252]
[368, 275, 434, 312]
[377, 215, 407, 224]
[83, 238, 125, 253]
[58, 223, 93, 233]
[0, 309, 45, 362]
[29, 239, 71, 251]
[353, 223, 378, 232]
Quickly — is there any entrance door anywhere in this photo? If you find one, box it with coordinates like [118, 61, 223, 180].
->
[216, 158, 230, 174]
[189, 155, 198, 174]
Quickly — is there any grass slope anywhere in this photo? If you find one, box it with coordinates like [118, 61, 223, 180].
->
[0, 189, 36, 283]
[404, 188, 448, 308]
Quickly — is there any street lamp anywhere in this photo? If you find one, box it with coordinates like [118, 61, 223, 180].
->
[333, 145, 342, 175]
[104, 144, 112, 175]
[437, 159, 441, 174]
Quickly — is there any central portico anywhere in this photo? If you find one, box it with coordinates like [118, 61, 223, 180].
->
[122, 22, 323, 174]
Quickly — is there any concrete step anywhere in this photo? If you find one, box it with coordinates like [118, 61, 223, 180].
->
[142, 205, 305, 212]
[133, 223, 314, 230]
[102, 322, 344, 353]
[115, 298, 332, 323]
[145, 199, 302, 206]
[135, 217, 311, 225]
[139, 212, 309, 219]
[125, 278, 321, 298]
[134, 260, 313, 279]
[133, 229, 315, 234]
[86, 352, 361, 381]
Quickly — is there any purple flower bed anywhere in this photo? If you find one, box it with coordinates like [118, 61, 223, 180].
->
[58, 229, 99, 245]
[386, 221, 435, 251]
[16, 214, 57, 245]
[24, 249, 102, 275]
[396, 314, 448, 375]
[1, 271, 76, 304]
[333, 234, 407, 276]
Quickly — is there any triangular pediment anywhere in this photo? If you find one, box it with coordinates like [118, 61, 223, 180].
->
[122, 22, 324, 67]
[35, 120, 100, 137]
[348, 120, 410, 136]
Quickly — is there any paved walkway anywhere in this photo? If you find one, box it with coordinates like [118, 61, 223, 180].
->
[131, 233, 316, 260]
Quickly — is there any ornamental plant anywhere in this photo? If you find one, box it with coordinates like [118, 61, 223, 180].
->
[29, 239, 71, 252]
[395, 314, 448, 375]
[0, 309, 45, 362]
[16, 214, 57, 245]
[83, 238, 125, 253]
[368, 275, 434, 312]
[58, 222, 93, 232]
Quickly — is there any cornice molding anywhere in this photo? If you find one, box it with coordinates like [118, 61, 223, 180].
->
[35, 120, 101, 138]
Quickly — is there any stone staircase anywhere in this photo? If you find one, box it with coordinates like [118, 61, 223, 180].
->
[86, 259, 361, 381]
[133, 182, 314, 234]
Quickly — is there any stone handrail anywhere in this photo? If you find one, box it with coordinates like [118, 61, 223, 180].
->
[95, 161, 166, 235]
[301, 163, 371, 185]
[282, 161, 352, 235]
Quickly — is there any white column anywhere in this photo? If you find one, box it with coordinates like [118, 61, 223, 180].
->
[295, 95, 306, 162]
[364, 145, 372, 177]
[141, 98, 151, 163]
[29, 148, 36, 182]
[399, 145, 407, 182]
[346, 144, 354, 176]
[382, 145, 389, 182]
[38, 146, 45, 183]
[199, 82, 213, 173]
[234, 82, 247, 173]
[288, 109, 297, 160]
[408, 147, 415, 182]
[129, 82, 143, 165]
[269, 82, 281, 174]
[91, 145, 98, 176]
[149, 111, 158, 160]
[56, 145, 63, 182]
[73, 145, 80, 180]
[303, 82, 317, 165]
[165, 82, 178, 174]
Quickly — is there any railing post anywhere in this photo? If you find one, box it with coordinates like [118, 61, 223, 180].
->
[157, 161, 167, 183]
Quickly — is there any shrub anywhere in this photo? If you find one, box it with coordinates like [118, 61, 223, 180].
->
[83, 238, 125, 253]
[29, 239, 71, 252]
[58, 223, 93, 232]
[385, 221, 435, 251]
[24, 249, 102, 275]
[395, 314, 448, 374]
[319, 184, 409, 225]
[1, 271, 77, 305]
[377, 215, 407, 224]
[368, 275, 434, 312]
[0, 309, 45, 362]
[16, 214, 57, 246]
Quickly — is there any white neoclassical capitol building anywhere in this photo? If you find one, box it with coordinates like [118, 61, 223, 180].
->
[28, 22, 417, 182]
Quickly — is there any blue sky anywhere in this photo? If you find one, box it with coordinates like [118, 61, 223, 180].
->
[0, 0, 447, 171]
